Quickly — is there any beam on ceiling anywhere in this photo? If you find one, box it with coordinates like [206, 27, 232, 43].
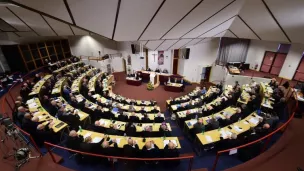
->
[137, 0, 166, 40]
[154, 39, 166, 50]
[63, 0, 76, 25]
[112, 0, 121, 40]
[6, 7, 40, 36]
[180, 0, 236, 38]
[228, 29, 238, 38]
[160, 0, 203, 39]
[212, 29, 227, 37]
[196, 15, 236, 38]
[261, 0, 291, 42]
[40, 15, 58, 36]
[237, 15, 261, 40]
[69, 25, 75, 35]
[8, 1, 113, 40]
[0, 18, 18, 31]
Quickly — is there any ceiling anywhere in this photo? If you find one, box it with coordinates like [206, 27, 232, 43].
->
[0, 0, 303, 50]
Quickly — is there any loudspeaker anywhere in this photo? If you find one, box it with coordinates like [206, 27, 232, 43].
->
[131, 44, 136, 54]
[185, 48, 190, 59]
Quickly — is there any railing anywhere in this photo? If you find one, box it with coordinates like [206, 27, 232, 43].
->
[211, 91, 298, 171]
[44, 142, 195, 171]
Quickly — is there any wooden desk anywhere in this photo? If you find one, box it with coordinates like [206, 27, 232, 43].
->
[29, 75, 52, 96]
[126, 77, 142, 86]
[71, 68, 96, 93]
[164, 83, 183, 92]
[54, 97, 89, 121]
[196, 112, 261, 145]
[97, 118, 171, 132]
[109, 93, 154, 106]
[53, 61, 82, 74]
[88, 72, 103, 92]
[27, 98, 68, 133]
[52, 77, 66, 95]
[78, 129, 181, 149]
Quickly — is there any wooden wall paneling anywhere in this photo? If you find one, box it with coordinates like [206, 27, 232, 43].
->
[44, 42, 51, 60]
[60, 40, 66, 59]
[27, 44, 37, 69]
[17, 45, 29, 71]
[36, 43, 44, 65]
[52, 41, 59, 61]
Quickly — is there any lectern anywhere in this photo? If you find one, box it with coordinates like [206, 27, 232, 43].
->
[150, 73, 157, 85]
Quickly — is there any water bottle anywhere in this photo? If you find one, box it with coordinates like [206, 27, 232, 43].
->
[195, 114, 198, 120]
[79, 126, 83, 132]
[238, 117, 241, 123]
[218, 127, 221, 131]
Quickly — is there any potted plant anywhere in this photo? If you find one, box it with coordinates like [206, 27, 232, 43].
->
[147, 82, 154, 91]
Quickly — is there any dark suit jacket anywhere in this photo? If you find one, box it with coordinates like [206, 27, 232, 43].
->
[129, 116, 140, 123]
[154, 116, 164, 123]
[142, 144, 160, 158]
[123, 144, 139, 157]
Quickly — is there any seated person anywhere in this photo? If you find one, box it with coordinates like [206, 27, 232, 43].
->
[123, 138, 139, 157]
[147, 68, 152, 71]
[87, 121, 105, 133]
[79, 136, 102, 153]
[129, 112, 140, 123]
[142, 140, 160, 164]
[100, 137, 119, 156]
[142, 125, 153, 137]
[66, 130, 84, 150]
[141, 114, 151, 123]
[118, 112, 128, 121]
[105, 124, 120, 135]
[226, 108, 243, 124]
[155, 68, 160, 73]
[269, 78, 276, 87]
[150, 106, 159, 113]
[163, 141, 180, 167]
[21, 114, 40, 134]
[217, 133, 241, 151]
[34, 121, 56, 146]
[193, 118, 205, 134]
[154, 113, 164, 123]
[159, 122, 171, 137]
[139, 107, 146, 114]
[201, 87, 207, 95]
[125, 122, 136, 136]
[162, 69, 168, 73]
[206, 117, 220, 131]
[49, 100, 59, 117]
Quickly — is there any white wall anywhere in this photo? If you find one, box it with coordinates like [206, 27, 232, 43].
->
[246, 40, 279, 70]
[68, 35, 126, 72]
[148, 50, 172, 72]
[279, 44, 304, 79]
[180, 38, 220, 82]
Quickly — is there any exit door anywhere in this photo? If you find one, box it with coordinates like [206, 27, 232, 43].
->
[260, 51, 287, 75]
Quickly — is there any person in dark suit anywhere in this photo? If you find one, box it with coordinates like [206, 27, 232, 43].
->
[49, 100, 58, 117]
[105, 124, 120, 135]
[159, 123, 171, 137]
[129, 112, 140, 123]
[193, 119, 205, 134]
[66, 130, 84, 150]
[79, 136, 102, 153]
[142, 141, 160, 164]
[118, 112, 128, 122]
[154, 113, 164, 123]
[100, 137, 119, 156]
[123, 138, 140, 171]
[227, 108, 243, 123]
[150, 106, 159, 113]
[87, 121, 105, 133]
[33, 74, 41, 83]
[125, 122, 136, 136]
[163, 141, 180, 167]
[141, 114, 151, 123]
[21, 114, 39, 134]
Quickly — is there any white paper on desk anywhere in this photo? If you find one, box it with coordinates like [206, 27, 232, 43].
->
[28, 103, 37, 108]
[189, 120, 197, 125]
[249, 118, 259, 125]
[92, 94, 98, 98]
[164, 140, 177, 147]
[205, 135, 213, 143]
[84, 133, 92, 139]
[38, 115, 44, 120]
[55, 99, 61, 102]
[229, 149, 238, 155]
[243, 121, 249, 125]
[92, 137, 102, 143]
[115, 138, 121, 145]
[233, 125, 242, 132]
[78, 113, 84, 118]
[33, 112, 40, 116]
[89, 105, 96, 109]
[27, 99, 34, 104]
[99, 119, 105, 125]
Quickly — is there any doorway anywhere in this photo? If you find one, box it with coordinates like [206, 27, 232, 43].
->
[260, 51, 287, 75]
[123, 58, 126, 74]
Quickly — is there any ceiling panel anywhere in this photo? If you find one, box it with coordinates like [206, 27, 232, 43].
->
[0, 19, 16, 31]
[13, 0, 72, 23]
[199, 17, 235, 37]
[67, 0, 118, 39]
[0, 7, 30, 31]
[6, 32, 19, 40]
[214, 30, 227, 37]
[43, 16, 73, 36]
[163, 0, 234, 39]
[9, 6, 56, 36]
[114, 0, 163, 41]
[139, 40, 148, 45]
[140, 0, 200, 40]
[155, 39, 179, 50]
[183, 39, 203, 47]
[145, 40, 163, 50]
[239, 0, 288, 42]
[183, 0, 244, 38]
[71, 26, 89, 35]
[15, 31, 38, 37]
[169, 39, 192, 50]
[224, 30, 237, 38]
[229, 16, 259, 39]
[264, 0, 304, 43]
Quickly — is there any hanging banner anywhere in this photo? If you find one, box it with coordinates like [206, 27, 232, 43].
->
[158, 51, 164, 65]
